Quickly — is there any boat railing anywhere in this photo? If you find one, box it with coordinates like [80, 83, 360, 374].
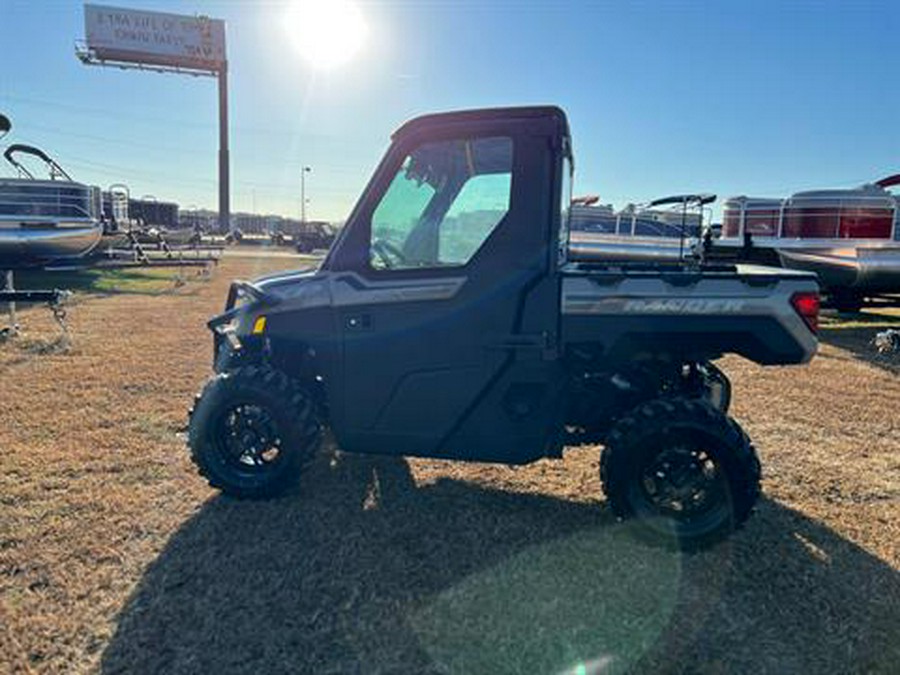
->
[0, 183, 99, 221]
[724, 192, 899, 241]
[620, 205, 704, 239]
[570, 201, 707, 240]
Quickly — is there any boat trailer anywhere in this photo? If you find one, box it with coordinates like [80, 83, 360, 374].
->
[0, 270, 70, 339]
[97, 227, 222, 268]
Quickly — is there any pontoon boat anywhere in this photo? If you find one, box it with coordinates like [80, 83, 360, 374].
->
[0, 144, 102, 266]
[717, 176, 900, 303]
[568, 194, 713, 262]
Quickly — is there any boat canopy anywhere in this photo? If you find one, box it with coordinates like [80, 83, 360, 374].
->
[4, 144, 73, 181]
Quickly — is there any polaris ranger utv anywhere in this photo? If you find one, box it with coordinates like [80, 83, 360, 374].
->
[189, 107, 819, 548]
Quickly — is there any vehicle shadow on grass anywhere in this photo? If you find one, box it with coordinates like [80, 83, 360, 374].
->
[818, 307, 900, 375]
[101, 450, 900, 675]
[819, 326, 900, 376]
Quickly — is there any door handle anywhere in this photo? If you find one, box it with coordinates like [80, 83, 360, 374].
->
[487, 336, 544, 350]
[485, 332, 558, 360]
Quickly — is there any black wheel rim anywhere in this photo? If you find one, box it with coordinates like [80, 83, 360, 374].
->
[639, 443, 728, 521]
[212, 402, 284, 474]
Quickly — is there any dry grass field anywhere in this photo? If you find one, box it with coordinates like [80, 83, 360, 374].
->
[1, 252, 898, 674]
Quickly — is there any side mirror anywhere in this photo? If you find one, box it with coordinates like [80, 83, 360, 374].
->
[0, 114, 10, 140]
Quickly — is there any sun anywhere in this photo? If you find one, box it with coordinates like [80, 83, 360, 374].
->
[285, 0, 367, 70]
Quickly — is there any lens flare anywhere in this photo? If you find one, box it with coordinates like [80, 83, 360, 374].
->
[285, 0, 367, 70]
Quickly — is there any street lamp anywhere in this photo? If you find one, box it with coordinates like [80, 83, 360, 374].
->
[301, 166, 311, 226]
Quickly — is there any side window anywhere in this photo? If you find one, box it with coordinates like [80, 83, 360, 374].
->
[370, 136, 513, 270]
[439, 173, 511, 264]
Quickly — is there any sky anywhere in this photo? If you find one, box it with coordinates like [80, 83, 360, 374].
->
[2, 0, 899, 223]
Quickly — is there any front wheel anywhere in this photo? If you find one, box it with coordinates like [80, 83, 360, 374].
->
[188, 366, 321, 499]
[601, 398, 760, 550]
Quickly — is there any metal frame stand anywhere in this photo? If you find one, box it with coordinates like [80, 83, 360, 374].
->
[0, 270, 71, 338]
[99, 228, 221, 267]
[4, 270, 17, 335]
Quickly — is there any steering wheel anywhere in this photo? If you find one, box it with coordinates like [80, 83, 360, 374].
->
[372, 239, 407, 269]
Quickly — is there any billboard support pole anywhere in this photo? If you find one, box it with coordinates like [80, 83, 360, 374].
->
[218, 63, 229, 235]
[77, 6, 229, 231]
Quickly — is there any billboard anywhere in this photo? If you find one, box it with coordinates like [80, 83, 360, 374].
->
[84, 4, 226, 71]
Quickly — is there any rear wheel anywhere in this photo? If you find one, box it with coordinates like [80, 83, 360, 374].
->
[601, 398, 760, 550]
[188, 366, 321, 499]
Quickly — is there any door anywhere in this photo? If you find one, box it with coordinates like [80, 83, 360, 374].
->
[334, 122, 564, 462]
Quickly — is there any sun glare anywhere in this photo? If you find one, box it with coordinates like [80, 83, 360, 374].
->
[286, 0, 367, 70]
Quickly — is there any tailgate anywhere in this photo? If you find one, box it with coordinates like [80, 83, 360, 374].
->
[561, 265, 819, 365]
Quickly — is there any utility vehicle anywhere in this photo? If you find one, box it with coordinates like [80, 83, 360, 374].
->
[294, 221, 337, 254]
[188, 107, 819, 548]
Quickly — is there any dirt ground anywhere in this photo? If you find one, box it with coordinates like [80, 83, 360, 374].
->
[1, 254, 898, 674]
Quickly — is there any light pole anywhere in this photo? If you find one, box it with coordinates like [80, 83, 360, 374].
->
[301, 166, 311, 226]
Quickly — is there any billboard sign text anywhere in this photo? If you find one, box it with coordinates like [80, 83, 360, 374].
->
[84, 4, 226, 71]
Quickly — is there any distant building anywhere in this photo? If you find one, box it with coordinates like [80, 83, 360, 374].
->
[183, 209, 337, 236]
[128, 199, 179, 228]
[179, 208, 218, 231]
[232, 212, 269, 234]
[278, 218, 335, 237]
[101, 193, 179, 229]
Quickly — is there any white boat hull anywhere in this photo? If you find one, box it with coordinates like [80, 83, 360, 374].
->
[0, 220, 102, 264]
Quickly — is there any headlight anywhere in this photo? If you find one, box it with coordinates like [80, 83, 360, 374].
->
[215, 317, 242, 350]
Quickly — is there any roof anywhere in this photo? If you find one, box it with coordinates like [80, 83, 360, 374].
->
[392, 105, 569, 141]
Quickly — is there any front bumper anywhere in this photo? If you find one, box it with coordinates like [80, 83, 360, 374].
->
[208, 280, 280, 369]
